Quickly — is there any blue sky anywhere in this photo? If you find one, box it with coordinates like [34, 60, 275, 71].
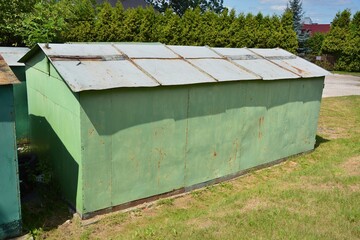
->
[223, 0, 360, 23]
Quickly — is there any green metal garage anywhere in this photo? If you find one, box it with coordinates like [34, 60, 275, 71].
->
[0, 54, 22, 239]
[20, 43, 329, 218]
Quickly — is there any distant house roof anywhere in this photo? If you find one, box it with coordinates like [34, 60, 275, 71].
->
[96, 0, 149, 8]
[19, 43, 330, 92]
[302, 24, 331, 36]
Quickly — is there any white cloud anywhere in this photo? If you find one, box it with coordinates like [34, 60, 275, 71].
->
[270, 5, 287, 11]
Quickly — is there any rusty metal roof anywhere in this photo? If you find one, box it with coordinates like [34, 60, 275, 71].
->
[0, 47, 29, 67]
[19, 43, 330, 92]
[0, 54, 20, 85]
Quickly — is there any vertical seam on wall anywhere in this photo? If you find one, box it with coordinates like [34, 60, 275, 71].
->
[79, 93, 85, 215]
[184, 87, 190, 186]
[110, 92, 113, 208]
[11, 86, 22, 221]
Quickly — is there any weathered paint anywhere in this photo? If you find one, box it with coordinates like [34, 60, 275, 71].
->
[0, 85, 22, 239]
[22, 44, 326, 218]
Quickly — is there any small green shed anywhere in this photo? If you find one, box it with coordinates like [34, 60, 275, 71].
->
[0, 47, 30, 142]
[0, 55, 22, 238]
[20, 43, 329, 218]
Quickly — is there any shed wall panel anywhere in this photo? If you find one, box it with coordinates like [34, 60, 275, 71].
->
[26, 53, 83, 213]
[0, 85, 21, 238]
[80, 87, 188, 212]
[77, 78, 323, 214]
[12, 66, 29, 141]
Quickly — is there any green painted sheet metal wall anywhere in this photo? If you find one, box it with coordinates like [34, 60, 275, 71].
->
[12, 66, 29, 142]
[25, 52, 83, 212]
[80, 87, 189, 213]
[79, 78, 323, 214]
[0, 85, 22, 239]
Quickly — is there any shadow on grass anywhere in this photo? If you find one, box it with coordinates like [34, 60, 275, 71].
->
[21, 184, 72, 237]
[315, 135, 330, 149]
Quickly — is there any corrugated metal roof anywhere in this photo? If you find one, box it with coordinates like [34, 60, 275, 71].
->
[0, 54, 21, 85]
[19, 43, 330, 92]
[0, 47, 29, 67]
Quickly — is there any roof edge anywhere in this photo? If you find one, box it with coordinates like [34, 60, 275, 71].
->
[0, 54, 21, 85]
[18, 44, 42, 63]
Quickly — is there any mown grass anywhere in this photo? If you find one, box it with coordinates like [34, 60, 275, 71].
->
[332, 71, 360, 77]
[27, 96, 360, 240]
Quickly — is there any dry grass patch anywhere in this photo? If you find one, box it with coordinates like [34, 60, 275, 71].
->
[341, 155, 360, 177]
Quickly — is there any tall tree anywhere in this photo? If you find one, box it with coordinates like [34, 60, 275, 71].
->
[0, 0, 39, 46]
[286, 0, 308, 53]
[286, 0, 304, 33]
[16, 1, 67, 47]
[322, 10, 360, 72]
[145, 0, 224, 16]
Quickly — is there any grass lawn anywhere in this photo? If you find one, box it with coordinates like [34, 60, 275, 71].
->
[23, 96, 360, 240]
[332, 71, 360, 77]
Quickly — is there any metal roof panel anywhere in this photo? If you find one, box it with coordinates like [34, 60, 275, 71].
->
[212, 47, 257, 57]
[134, 59, 216, 85]
[0, 47, 29, 66]
[270, 58, 330, 77]
[168, 45, 221, 58]
[52, 60, 159, 92]
[233, 59, 300, 80]
[115, 44, 178, 59]
[250, 48, 331, 77]
[19, 43, 329, 92]
[0, 54, 21, 85]
[250, 48, 293, 57]
[213, 47, 300, 80]
[188, 59, 260, 81]
[39, 43, 120, 57]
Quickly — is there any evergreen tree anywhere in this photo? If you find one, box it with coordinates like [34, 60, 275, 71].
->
[94, 2, 114, 41]
[286, 0, 307, 53]
[286, 0, 304, 33]
[1, 0, 299, 54]
[145, 0, 224, 16]
[16, 1, 67, 47]
[56, 0, 97, 42]
[322, 10, 360, 71]
[156, 9, 182, 44]
[0, 0, 39, 46]
[305, 33, 325, 55]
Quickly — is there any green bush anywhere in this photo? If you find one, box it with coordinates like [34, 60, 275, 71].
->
[1, 0, 298, 52]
